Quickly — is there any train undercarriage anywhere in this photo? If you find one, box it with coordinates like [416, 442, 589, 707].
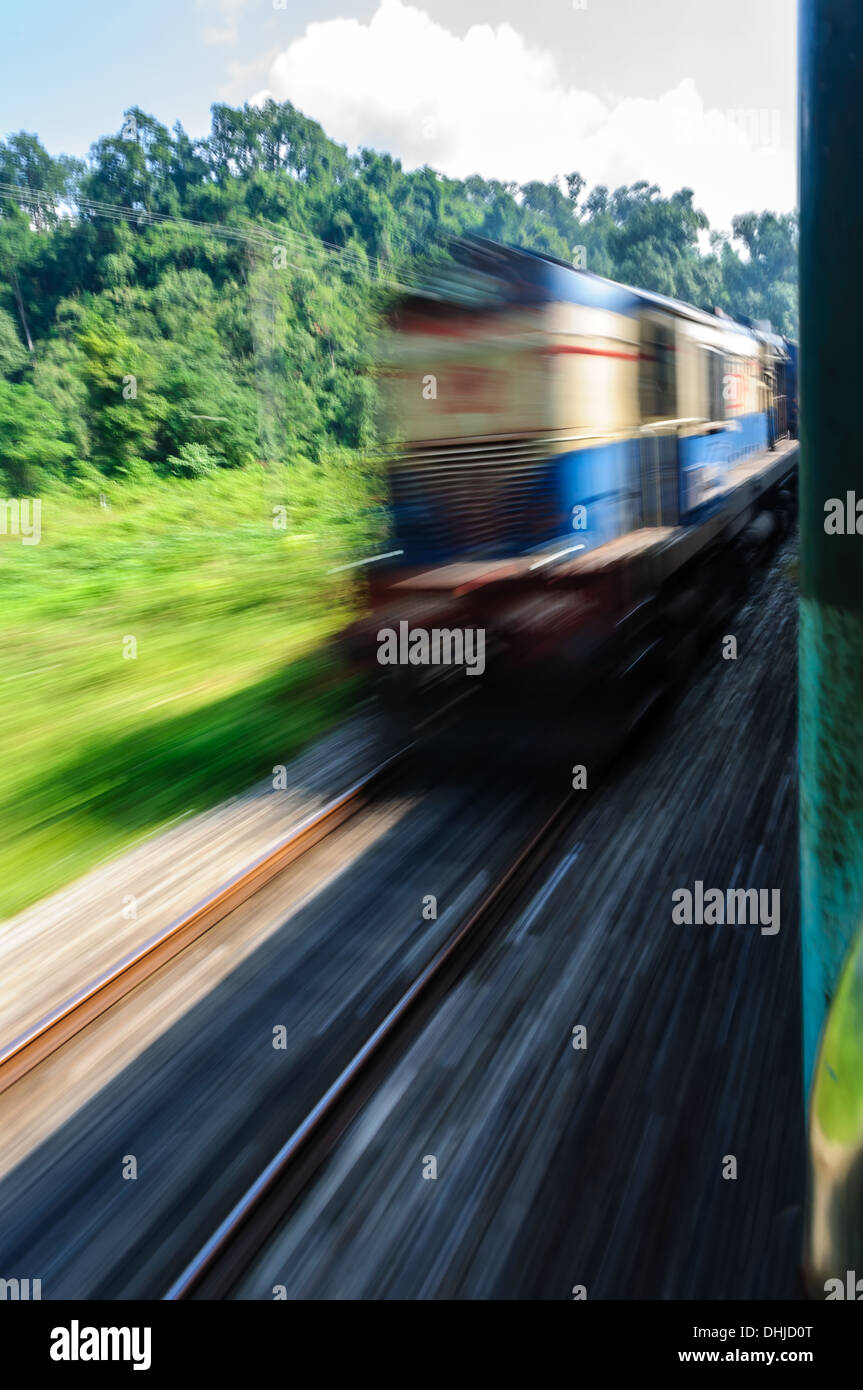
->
[345, 443, 798, 768]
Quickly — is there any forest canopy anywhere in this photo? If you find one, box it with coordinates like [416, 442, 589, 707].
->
[0, 101, 799, 490]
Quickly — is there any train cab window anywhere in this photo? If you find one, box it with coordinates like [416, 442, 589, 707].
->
[639, 320, 675, 420]
[707, 349, 725, 423]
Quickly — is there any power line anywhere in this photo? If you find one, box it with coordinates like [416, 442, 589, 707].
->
[0, 179, 432, 291]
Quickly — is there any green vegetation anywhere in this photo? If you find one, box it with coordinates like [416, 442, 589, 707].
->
[0, 102, 799, 915]
[813, 924, 863, 1146]
[0, 107, 798, 500]
[0, 461, 378, 918]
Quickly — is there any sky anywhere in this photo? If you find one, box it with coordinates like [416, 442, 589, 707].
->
[0, 0, 797, 232]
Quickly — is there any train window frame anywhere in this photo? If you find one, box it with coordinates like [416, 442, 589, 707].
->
[639, 318, 676, 421]
[706, 347, 725, 424]
[723, 354, 745, 413]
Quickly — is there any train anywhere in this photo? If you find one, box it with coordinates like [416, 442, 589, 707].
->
[344, 236, 799, 730]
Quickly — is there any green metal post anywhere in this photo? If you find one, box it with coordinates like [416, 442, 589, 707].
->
[799, 0, 863, 1093]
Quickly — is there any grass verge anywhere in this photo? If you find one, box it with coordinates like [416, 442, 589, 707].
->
[0, 457, 380, 918]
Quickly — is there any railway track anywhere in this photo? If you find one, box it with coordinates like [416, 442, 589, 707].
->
[214, 533, 801, 1303]
[0, 517, 792, 1297]
[165, 526, 798, 1299]
[0, 747, 410, 1098]
[165, 783, 583, 1299]
[0, 740, 562, 1299]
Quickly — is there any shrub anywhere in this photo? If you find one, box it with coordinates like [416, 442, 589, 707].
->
[163, 442, 222, 478]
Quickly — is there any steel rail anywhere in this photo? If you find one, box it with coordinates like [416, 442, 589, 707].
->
[164, 787, 580, 1300]
[0, 747, 409, 1097]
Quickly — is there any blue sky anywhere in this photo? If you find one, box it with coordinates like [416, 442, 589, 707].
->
[0, 0, 796, 230]
[0, 0, 374, 158]
[3, 0, 210, 156]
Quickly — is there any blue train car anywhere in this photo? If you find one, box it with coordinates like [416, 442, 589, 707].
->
[345, 237, 798, 718]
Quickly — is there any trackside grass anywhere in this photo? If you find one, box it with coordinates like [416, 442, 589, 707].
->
[0, 456, 383, 918]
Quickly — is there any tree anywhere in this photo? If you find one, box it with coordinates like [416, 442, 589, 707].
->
[0, 132, 75, 228]
[76, 312, 165, 470]
[0, 378, 75, 488]
[720, 211, 799, 335]
[0, 98, 799, 495]
[0, 308, 27, 376]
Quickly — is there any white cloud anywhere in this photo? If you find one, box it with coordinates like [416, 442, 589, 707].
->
[248, 0, 795, 230]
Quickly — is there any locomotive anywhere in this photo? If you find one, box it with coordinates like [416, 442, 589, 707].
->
[344, 236, 798, 728]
